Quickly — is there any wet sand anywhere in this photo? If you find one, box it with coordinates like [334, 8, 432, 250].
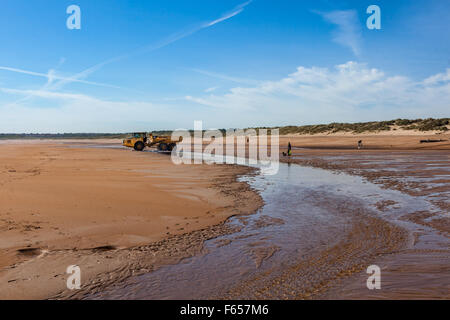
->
[282, 150, 450, 235]
[1, 133, 449, 300]
[277, 135, 449, 299]
[0, 140, 262, 299]
[86, 133, 448, 300]
[85, 153, 448, 300]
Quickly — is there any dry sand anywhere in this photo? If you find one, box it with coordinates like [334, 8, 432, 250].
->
[0, 140, 262, 299]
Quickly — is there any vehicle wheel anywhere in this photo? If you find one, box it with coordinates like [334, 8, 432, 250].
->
[134, 141, 145, 151]
[158, 143, 169, 151]
[168, 143, 176, 151]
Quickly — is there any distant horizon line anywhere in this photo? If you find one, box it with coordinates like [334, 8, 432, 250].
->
[0, 117, 448, 135]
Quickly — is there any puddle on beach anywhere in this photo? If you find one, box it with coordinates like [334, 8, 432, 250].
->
[81, 147, 449, 300]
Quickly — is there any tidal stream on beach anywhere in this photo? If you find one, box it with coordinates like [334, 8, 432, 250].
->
[84, 150, 449, 300]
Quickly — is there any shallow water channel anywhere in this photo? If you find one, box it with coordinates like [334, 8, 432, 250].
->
[85, 151, 448, 299]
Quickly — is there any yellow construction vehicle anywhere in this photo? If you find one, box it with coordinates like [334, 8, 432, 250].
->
[122, 132, 182, 152]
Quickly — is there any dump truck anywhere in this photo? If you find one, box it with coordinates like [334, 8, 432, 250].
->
[122, 132, 182, 152]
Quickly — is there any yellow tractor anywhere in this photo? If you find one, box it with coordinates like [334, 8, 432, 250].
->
[122, 132, 182, 152]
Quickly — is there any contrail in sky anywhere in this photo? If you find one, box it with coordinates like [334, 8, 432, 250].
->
[0, 66, 121, 89]
[0, 0, 253, 105]
[51, 1, 253, 89]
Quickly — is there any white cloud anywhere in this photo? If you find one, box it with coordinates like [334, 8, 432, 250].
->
[0, 88, 92, 100]
[183, 62, 450, 126]
[190, 68, 260, 85]
[2, 62, 449, 132]
[423, 68, 450, 85]
[316, 10, 362, 56]
[0, 88, 177, 133]
[205, 86, 219, 93]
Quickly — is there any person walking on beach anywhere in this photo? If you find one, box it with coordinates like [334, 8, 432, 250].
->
[358, 140, 363, 150]
[288, 142, 292, 156]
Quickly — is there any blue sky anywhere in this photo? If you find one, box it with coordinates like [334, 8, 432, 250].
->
[0, 0, 449, 132]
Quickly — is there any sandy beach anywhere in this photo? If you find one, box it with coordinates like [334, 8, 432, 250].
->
[0, 132, 449, 300]
[278, 130, 450, 150]
[0, 140, 262, 299]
